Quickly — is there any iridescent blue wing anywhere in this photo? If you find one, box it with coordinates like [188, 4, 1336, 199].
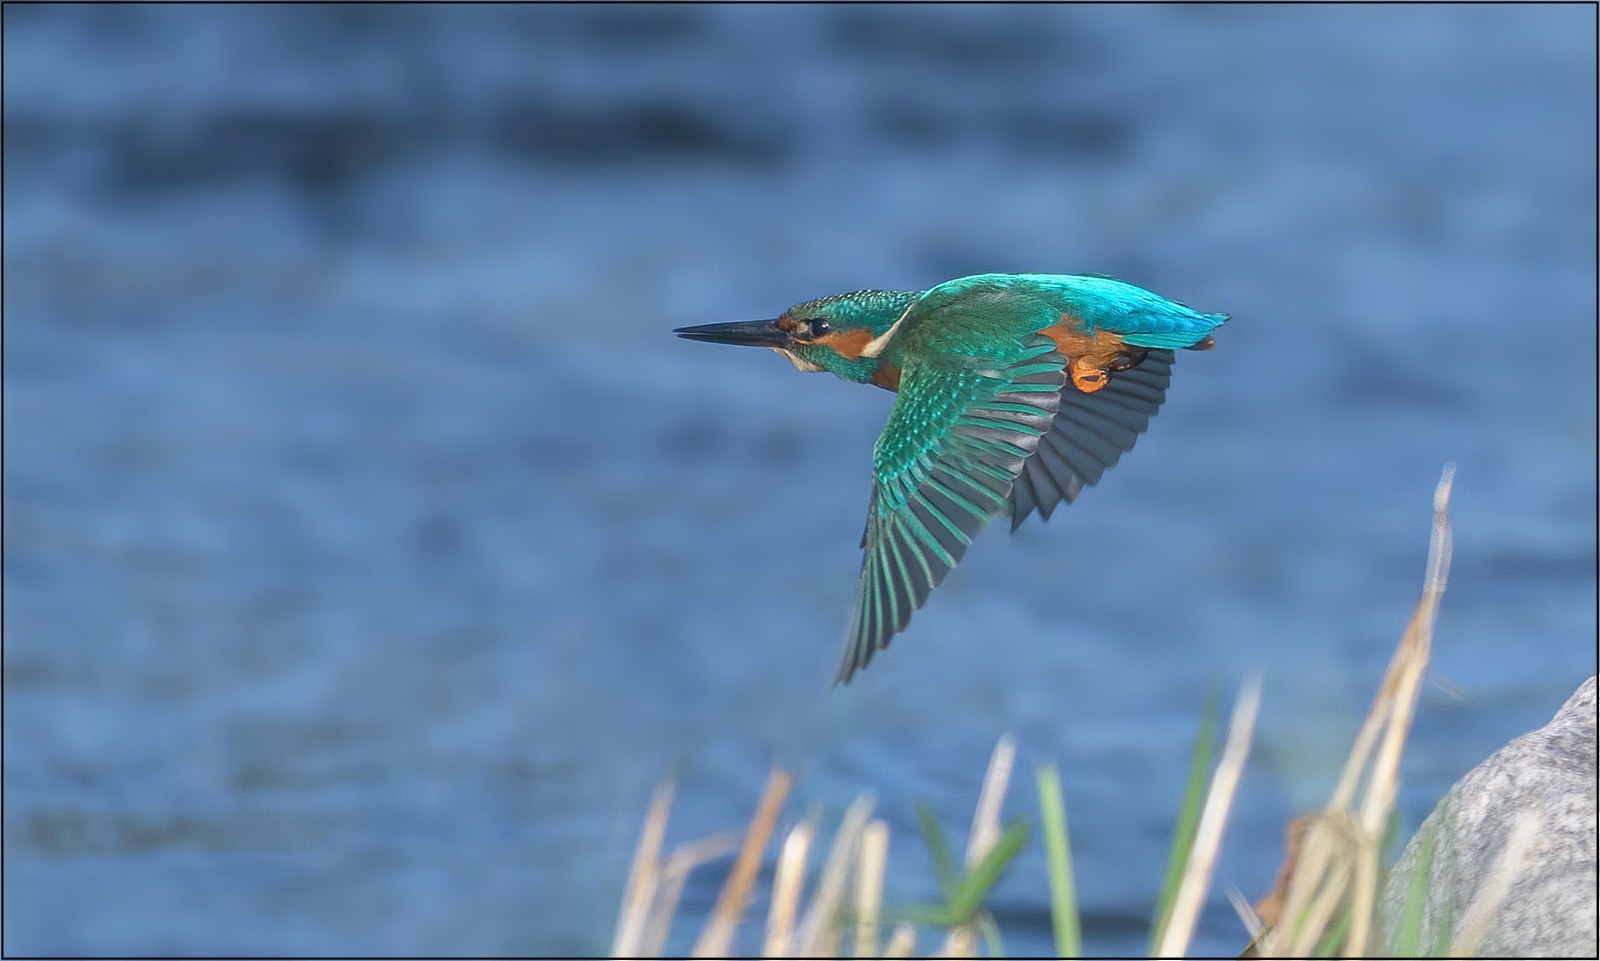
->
[836, 337, 1064, 684]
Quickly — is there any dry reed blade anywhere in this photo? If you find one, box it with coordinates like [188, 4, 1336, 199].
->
[881, 922, 917, 958]
[940, 733, 1017, 958]
[1324, 463, 1452, 820]
[763, 816, 816, 957]
[1155, 676, 1262, 957]
[1266, 814, 1361, 957]
[1251, 813, 1310, 932]
[613, 779, 676, 957]
[1262, 465, 1455, 958]
[1342, 817, 1381, 956]
[966, 734, 1016, 869]
[1292, 856, 1353, 955]
[1346, 464, 1453, 957]
[796, 792, 875, 957]
[853, 819, 889, 958]
[1273, 786, 1362, 950]
[692, 766, 794, 958]
[1359, 463, 1452, 838]
[1228, 886, 1265, 944]
[644, 833, 743, 957]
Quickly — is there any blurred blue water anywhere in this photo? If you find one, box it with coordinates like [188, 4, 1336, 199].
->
[3, 5, 1595, 956]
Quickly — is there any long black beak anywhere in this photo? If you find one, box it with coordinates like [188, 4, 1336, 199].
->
[674, 319, 791, 348]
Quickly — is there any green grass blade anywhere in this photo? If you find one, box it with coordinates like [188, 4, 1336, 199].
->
[1430, 807, 1457, 956]
[1036, 764, 1081, 958]
[1381, 807, 1402, 863]
[884, 902, 956, 928]
[1395, 820, 1437, 957]
[1149, 685, 1220, 953]
[1431, 896, 1453, 959]
[947, 818, 1029, 923]
[914, 800, 958, 900]
[1312, 903, 1354, 957]
[1434, 811, 1460, 956]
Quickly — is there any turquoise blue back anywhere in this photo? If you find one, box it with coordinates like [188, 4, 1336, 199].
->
[901, 273, 1227, 353]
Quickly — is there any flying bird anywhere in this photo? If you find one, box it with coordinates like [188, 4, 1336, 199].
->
[676, 273, 1228, 684]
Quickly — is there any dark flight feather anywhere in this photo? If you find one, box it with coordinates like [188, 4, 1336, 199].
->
[1008, 349, 1174, 530]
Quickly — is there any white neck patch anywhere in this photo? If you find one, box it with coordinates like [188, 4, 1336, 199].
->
[860, 303, 914, 358]
[771, 347, 824, 373]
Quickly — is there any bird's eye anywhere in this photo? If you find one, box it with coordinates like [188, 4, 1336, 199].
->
[806, 319, 831, 338]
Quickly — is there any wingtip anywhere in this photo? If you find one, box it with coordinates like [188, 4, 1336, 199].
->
[833, 626, 883, 687]
[832, 654, 864, 687]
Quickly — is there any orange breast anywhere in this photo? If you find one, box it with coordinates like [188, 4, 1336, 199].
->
[870, 363, 902, 392]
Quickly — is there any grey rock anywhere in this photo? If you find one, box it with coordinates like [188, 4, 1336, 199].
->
[1382, 676, 1598, 958]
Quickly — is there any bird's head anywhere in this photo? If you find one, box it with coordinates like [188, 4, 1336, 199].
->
[675, 289, 920, 385]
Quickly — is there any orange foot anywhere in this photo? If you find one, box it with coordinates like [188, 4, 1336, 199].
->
[1070, 358, 1109, 393]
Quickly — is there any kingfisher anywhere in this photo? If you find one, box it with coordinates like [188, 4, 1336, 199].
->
[675, 273, 1228, 684]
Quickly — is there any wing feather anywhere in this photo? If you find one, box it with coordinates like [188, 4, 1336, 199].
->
[837, 340, 1064, 683]
[1008, 348, 1174, 530]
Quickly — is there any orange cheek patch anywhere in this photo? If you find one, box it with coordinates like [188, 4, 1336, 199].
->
[819, 327, 876, 360]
